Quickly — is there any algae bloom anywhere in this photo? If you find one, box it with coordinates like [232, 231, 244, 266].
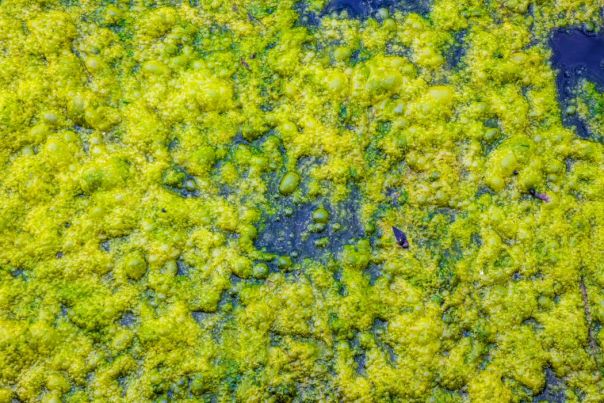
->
[0, 0, 603, 401]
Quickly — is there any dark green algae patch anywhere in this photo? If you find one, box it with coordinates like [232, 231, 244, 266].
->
[1, 0, 604, 402]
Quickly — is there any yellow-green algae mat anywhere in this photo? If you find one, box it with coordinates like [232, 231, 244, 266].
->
[0, 0, 604, 401]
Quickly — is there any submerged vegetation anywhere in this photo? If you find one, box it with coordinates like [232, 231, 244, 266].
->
[0, 0, 603, 401]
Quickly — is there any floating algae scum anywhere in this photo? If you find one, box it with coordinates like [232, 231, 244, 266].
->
[0, 0, 604, 401]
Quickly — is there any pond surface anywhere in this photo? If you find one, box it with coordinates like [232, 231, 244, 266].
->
[321, 0, 430, 18]
[550, 29, 604, 137]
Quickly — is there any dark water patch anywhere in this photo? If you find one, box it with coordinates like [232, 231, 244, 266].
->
[337, 282, 348, 296]
[365, 263, 382, 285]
[331, 268, 348, 295]
[321, 0, 431, 19]
[350, 333, 367, 376]
[471, 232, 483, 247]
[167, 138, 179, 152]
[372, 318, 388, 334]
[73, 125, 93, 135]
[385, 39, 412, 58]
[120, 312, 136, 327]
[384, 187, 408, 207]
[331, 187, 365, 248]
[533, 367, 565, 403]
[229, 273, 243, 286]
[353, 350, 366, 375]
[446, 29, 467, 69]
[475, 185, 495, 198]
[191, 310, 212, 324]
[350, 47, 372, 66]
[381, 341, 397, 365]
[478, 343, 497, 370]
[100, 240, 111, 252]
[254, 187, 364, 263]
[372, 318, 397, 365]
[99, 236, 129, 253]
[323, 0, 364, 18]
[295, 2, 321, 27]
[230, 132, 251, 148]
[11, 268, 27, 280]
[551, 29, 604, 87]
[117, 375, 129, 397]
[522, 317, 544, 332]
[550, 28, 604, 138]
[217, 286, 239, 311]
[269, 331, 282, 347]
[176, 259, 192, 276]
[564, 157, 576, 173]
[254, 201, 318, 258]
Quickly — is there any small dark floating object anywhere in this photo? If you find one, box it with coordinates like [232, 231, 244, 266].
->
[392, 226, 409, 248]
[529, 189, 550, 202]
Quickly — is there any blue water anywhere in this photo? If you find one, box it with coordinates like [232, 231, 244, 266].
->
[322, 0, 430, 18]
[297, 0, 430, 22]
[550, 29, 604, 138]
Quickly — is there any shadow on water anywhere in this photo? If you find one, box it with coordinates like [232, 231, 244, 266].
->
[550, 28, 604, 138]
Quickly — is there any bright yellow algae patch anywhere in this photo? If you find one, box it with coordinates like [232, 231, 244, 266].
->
[0, 0, 603, 402]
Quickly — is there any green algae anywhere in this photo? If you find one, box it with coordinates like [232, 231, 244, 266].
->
[278, 171, 301, 195]
[311, 207, 330, 224]
[576, 80, 604, 141]
[0, 0, 603, 402]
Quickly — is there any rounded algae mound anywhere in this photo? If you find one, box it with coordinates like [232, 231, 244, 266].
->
[0, 0, 603, 401]
[278, 171, 301, 195]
